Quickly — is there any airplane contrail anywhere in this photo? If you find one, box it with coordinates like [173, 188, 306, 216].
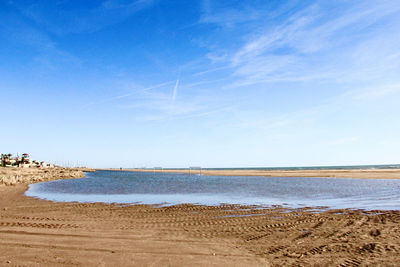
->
[172, 78, 179, 101]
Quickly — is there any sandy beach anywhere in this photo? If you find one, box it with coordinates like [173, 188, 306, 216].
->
[110, 168, 400, 179]
[0, 168, 400, 266]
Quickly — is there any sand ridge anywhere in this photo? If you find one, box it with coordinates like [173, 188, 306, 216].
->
[110, 168, 400, 179]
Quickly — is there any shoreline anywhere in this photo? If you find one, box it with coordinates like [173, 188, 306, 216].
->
[100, 168, 400, 179]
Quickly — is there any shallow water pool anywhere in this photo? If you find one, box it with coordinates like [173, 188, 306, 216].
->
[25, 170, 400, 210]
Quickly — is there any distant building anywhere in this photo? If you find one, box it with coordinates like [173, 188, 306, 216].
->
[0, 153, 54, 168]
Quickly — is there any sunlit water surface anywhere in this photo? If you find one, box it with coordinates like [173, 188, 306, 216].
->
[25, 170, 400, 210]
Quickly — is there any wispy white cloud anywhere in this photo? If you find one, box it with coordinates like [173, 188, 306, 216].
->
[192, 65, 232, 76]
[131, 104, 235, 123]
[352, 84, 400, 100]
[9, 0, 156, 35]
[114, 80, 176, 99]
[102, 0, 155, 10]
[199, 0, 297, 28]
[0, 11, 82, 73]
[199, 0, 400, 90]
[82, 80, 176, 109]
[200, 4, 262, 27]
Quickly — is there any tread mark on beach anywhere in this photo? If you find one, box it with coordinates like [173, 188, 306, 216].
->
[339, 258, 361, 267]
[339, 231, 352, 238]
[293, 231, 311, 241]
[312, 221, 324, 228]
[0, 221, 79, 229]
[345, 220, 354, 226]
[307, 245, 327, 255]
[246, 231, 272, 241]
[0, 215, 65, 222]
[266, 245, 285, 254]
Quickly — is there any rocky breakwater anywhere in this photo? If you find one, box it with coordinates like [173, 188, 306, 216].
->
[0, 167, 94, 186]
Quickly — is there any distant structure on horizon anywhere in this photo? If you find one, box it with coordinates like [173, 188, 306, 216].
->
[189, 166, 202, 175]
[0, 153, 54, 168]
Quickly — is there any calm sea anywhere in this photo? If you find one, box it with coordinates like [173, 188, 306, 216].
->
[25, 170, 400, 210]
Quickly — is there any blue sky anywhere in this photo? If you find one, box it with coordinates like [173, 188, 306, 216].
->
[1, 0, 400, 168]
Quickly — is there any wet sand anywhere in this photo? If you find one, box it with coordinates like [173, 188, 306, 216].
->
[120, 168, 400, 179]
[1, 168, 400, 266]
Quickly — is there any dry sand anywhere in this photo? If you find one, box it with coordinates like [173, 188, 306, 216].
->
[120, 168, 400, 179]
[1, 168, 400, 266]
